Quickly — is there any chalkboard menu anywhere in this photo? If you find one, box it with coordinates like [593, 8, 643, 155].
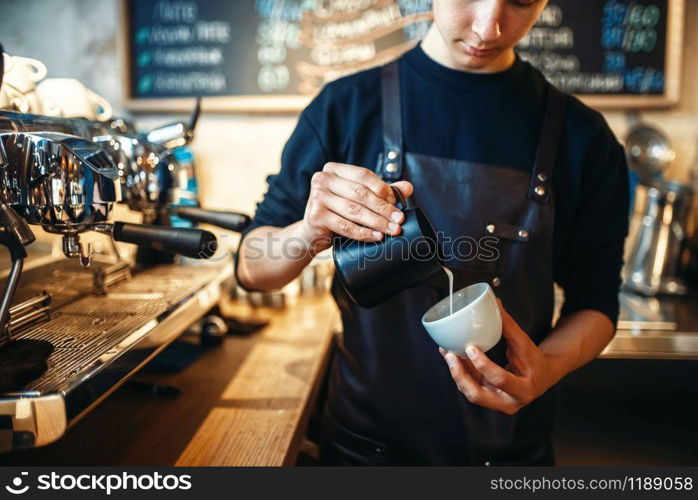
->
[121, 0, 684, 112]
[517, 0, 683, 107]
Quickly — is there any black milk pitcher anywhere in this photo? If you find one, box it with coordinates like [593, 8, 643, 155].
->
[333, 186, 444, 308]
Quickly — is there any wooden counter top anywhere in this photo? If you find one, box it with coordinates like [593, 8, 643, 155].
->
[1, 293, 340, 466]
[176, 293, 340, 466]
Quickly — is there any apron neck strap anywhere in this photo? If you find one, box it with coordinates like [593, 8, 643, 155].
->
[380, 60, 567, 197]
[380, 61, 404, 181]
[528, 85, 566, 203]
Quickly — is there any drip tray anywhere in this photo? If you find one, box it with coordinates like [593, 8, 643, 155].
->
[0, 262, 233, 452]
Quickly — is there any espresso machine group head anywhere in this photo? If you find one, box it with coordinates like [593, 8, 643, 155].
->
[0, 131, 120, 265]
[93, 133, 167, 225]
[0, 129, 218, 263]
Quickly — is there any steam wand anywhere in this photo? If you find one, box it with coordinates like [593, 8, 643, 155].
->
[0, 139, 36, 338]
[0, 232, 26, 340]
[0, 197, 35, 340]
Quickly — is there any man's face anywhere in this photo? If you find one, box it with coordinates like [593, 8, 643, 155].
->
[432, 0, 548, 71]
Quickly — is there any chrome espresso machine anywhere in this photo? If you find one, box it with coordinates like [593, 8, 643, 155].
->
[0, 105, 249, 452]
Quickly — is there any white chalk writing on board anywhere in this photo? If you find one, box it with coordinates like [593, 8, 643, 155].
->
[254, 0, 432, 94]
[128, 0, 670, 98]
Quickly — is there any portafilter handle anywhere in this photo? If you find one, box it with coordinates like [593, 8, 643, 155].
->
[99, 222, 217, 259]
[171, 207, 251, 233]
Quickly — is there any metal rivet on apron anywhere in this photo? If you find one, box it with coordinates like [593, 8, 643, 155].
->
[486, 224, 495, 234]
[492, 277, 501, 287]
[385, 162, 397, 173]
[387, 150, 398, 160]
[537, 172, 548, 182]
[517, 229, 529, 240]
[534, 185, 546, 197]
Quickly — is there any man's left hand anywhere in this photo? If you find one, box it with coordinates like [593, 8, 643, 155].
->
[439, 299, 558, 415]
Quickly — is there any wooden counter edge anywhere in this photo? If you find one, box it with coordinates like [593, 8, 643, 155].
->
[175, 293, 340, 466]
[281, 330, 336, 466]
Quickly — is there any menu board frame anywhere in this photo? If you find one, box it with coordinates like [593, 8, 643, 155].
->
[119, 0, 685, 113]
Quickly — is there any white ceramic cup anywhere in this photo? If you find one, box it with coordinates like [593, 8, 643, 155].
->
[36, 78, 112, 121]
[0, 84, 32, 113]
[1, 53, 47, 114]
[421, 282, 502, 357]
[7, 55, 47, 84]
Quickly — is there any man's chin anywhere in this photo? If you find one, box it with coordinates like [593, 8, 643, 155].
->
[453, 53, 497, 71]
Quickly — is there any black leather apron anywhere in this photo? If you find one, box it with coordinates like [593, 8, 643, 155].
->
[321, 60, 566, 466]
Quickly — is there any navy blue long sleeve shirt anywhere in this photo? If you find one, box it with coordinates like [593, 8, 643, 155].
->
[241, 44, 630, 324]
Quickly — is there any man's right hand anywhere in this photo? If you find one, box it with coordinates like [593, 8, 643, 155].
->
[298, 162, 414, 255]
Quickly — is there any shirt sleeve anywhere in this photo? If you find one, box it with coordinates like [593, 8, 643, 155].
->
[555, 127, 630, 326]
[239, 111, 330, 239]
[234, 103, 331, 290]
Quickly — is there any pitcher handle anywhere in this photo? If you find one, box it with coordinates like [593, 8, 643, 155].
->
[14, 56, 47, 83]
[390, 185, 407, 210]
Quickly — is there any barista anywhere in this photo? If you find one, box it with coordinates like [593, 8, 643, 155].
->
[236, 0, 629, 465]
